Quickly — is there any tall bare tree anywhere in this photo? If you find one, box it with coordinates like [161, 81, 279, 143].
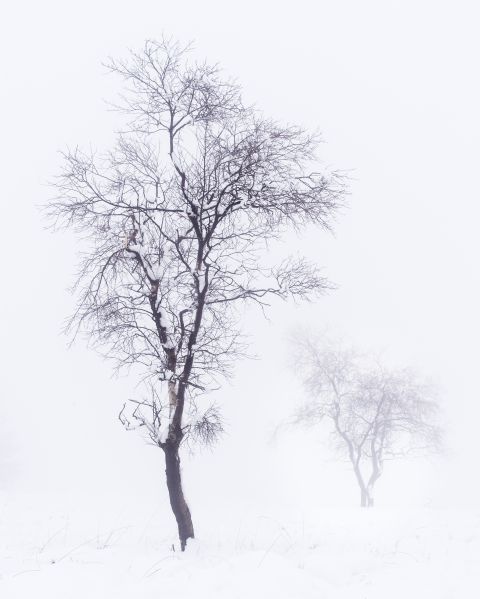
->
[293, 337, 442, 507]
[48, 39, 344, 549]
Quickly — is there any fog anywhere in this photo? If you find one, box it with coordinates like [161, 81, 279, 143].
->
[1, 0, 479, 531]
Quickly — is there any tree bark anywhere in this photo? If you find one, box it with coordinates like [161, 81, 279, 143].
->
[163, 441, 194, 551]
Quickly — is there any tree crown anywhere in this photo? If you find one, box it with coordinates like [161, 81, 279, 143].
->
[49, 39, 344, 445]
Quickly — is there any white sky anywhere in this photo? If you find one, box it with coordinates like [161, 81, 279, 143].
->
[1, 0, 479, 516]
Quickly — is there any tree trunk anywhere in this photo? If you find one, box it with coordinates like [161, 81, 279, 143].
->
[360, 486, 374, 507]
[163, 441, 194, 551]
[360, 488, 367, 507]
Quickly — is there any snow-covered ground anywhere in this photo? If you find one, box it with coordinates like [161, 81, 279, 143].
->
[2, 0, 480, 597]
[2, 495, 479, 598]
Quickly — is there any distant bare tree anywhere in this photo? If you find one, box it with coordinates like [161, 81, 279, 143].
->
[293, 337, 442, 507]
[47, 39, 344, 550]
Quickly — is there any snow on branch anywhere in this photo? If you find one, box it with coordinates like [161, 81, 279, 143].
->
[49, 38, 345, 457]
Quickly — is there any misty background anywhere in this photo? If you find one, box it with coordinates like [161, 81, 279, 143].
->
[1, 0, 479, 533]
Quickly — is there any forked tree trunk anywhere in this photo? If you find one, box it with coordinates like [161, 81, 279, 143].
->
[354, 464, 372, 508]
[163, 441, 194, 550]
[360, 486, 374, 507]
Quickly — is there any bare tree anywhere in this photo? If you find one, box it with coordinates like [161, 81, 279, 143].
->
[293, 337, 442, 507]
[47, 39, 344, 550]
